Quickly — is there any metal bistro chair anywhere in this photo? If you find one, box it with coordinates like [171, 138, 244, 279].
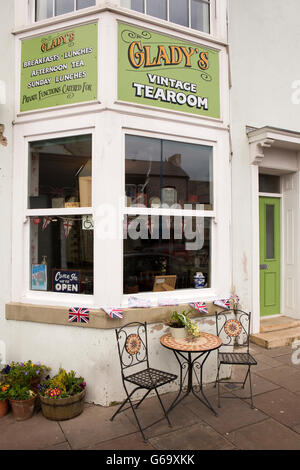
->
[215, 309, 257, 409]
[110, 322, 177, 441]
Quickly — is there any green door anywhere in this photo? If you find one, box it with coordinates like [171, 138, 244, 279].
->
[259, 197, 281, 316]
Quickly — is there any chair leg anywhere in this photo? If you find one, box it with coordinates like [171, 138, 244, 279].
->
[110, 387, 138, 421]
[248, 367, 255, 409]
[154, 387, 172, 427]
[242, 366, 250, 388]
[214, 362, 221, 388]
[217, 364, 221, 408]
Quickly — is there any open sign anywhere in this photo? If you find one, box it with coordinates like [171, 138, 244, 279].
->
[52, 269, 80, 293]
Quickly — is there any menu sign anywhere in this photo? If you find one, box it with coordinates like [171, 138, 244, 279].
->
[20, 23, 98, 112]
[118, 23, 220, 118]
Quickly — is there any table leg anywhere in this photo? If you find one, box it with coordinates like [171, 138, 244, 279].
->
[191, 351, 218, 416]
[167, 350, 218, 416]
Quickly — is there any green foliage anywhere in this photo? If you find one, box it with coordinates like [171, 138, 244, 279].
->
[164, 310, 192, 328]
[8, 384, 36, 401]
[0, 383, 10, 401]
[165, 309, 201, 337]
[1, 360, 51, 388]
[39, 368, 86, 399]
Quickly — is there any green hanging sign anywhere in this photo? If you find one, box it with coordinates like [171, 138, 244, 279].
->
[20, 22, 98, 112]
[118, 23, 220, 118]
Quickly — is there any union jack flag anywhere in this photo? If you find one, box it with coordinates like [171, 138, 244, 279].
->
[68, 307, 90, 323]
[102, 307, 124, 319]
[42, 217, 52, 232]
[63, 218, 73, 238]
[189, 301, 208, 314]
[213, 299, 231, 310]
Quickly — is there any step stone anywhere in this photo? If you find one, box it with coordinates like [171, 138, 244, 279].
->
[260, 316, 300, 334]
[250, 326, 300, 349]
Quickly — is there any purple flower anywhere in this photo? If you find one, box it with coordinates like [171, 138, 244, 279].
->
[36, 370, 40, 374]
[20, 362, 24, 367]
[4, 365, 10, 374]
[24, 372, 28, 375]
[35, 362, 41, 366]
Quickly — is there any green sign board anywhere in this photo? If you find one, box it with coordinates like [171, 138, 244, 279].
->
[118, 23, 220, 118]
[20, 23, 98, 112]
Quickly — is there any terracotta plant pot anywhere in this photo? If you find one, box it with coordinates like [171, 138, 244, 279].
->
[40, 390, 85, 421]
[10, 396, 36, 421]
[169, 326, 187, 339]
[0, 399, 9, 418]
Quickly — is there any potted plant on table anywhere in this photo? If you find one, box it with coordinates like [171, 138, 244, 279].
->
[165, 310, 201, 339]
[38, 368, 86, 421]
[0, 382, 10, 418]
[8, 385, 37, 421]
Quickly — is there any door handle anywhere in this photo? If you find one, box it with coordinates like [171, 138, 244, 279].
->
[260, 264, 268, 270]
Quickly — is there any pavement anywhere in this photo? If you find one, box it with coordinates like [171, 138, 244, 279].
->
[1, 342, 300, 451]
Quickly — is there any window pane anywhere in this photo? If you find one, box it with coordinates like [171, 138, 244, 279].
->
[55, 0, 74, 16]
[191, 0, 210, 33]
[76, 0, 95, 9]
[125, 135, 213, 210]
[30, 215, 94, 294]
[162, 140, 213, 209]
[266, 205, 275, 259]
[259, 174, 280, 194]
[124, 216, 210, 293]
[29, 135, 92, 209]
[35, 0, 53, 20]
[146, 0, 167, 20]
[169, 0, 189, 27]
[125, 135, 161, 208]
[132, 0, 145, 13]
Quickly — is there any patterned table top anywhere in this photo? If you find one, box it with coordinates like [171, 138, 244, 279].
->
[160, 332, 222, 352]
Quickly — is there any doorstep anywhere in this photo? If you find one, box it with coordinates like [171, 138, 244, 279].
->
[250, 316, 300, 349]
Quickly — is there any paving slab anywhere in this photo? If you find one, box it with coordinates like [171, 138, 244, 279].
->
[0, 411, 66, 450]
[83, 432, 155, 450]
[227, 418, 300, 450]
[124, 392, 200, 440]
[254, 365, 300, 392]
[43, 441, 72, 450]
[59, 402, 137, 450]
[149, 422, 236, 450]
[251, 388, 300, 428]
[184, 393, 267, 434]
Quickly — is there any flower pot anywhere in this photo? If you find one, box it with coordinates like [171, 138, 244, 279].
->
[0, 399, 9, 418]
[9, 396, 36, 421]
[40, 390, 85, 421]
[169, 326, 187, 339]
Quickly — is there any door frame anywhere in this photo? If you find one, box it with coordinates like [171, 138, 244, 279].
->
[258, 193, 282, 317]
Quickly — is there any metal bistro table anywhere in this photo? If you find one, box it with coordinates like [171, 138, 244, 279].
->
[160, 332, 222, 416]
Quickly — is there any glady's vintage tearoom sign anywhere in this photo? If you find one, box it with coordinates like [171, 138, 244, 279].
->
[20, 23, 98, 112]
[118, 23, 220, 118]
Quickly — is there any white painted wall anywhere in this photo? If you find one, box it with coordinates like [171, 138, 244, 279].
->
[229, 0, 300, 322]
[5, 315, 226, 406]
[0, 2, 14, 367]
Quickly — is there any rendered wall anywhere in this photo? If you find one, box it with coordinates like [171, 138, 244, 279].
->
[0, 1, 14, 367]
[228, 0, 300, 313]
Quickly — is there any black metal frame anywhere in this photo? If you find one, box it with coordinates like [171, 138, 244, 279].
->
[110, 322, 177, 441]
[214, 309, 257, 408]
[166, 348, 219, 416]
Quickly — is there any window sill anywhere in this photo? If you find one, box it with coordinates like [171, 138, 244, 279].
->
[5, 301, 217, 329]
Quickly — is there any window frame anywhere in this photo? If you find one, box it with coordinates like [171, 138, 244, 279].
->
[24, 127, 95, 306]
[121, 0, 213, 35]
[32, 0, 98, 22]
[122, 128, 217, 305]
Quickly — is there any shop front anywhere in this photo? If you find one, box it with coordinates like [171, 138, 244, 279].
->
[5, 1, 231, 405]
